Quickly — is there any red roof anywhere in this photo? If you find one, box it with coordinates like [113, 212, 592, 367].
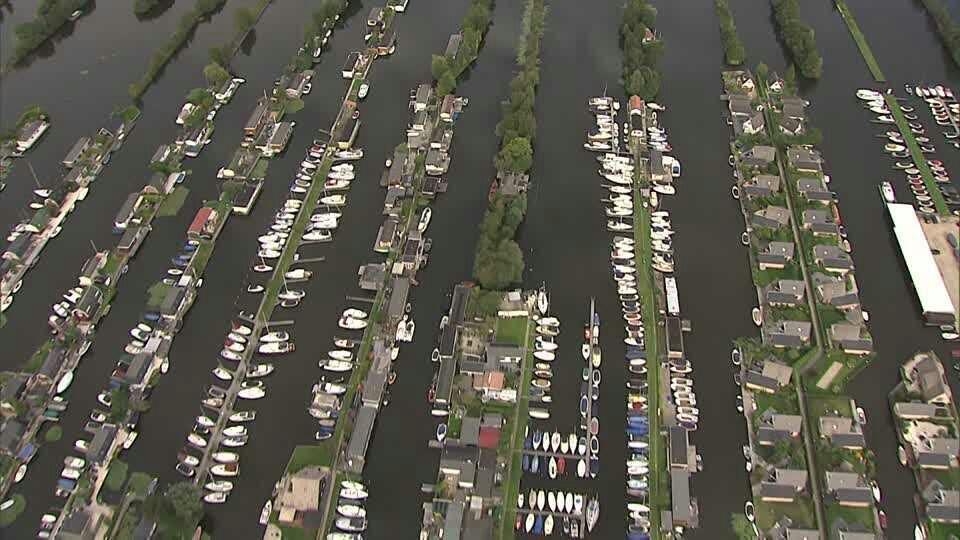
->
[188, 207, 214, 235]
[478, 426, 501, 449]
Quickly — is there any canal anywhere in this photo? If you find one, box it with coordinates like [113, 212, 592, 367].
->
[0, 0, 222, 234]
[359, 0, 526, 537]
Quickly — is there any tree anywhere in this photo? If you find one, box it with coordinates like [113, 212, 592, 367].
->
[431, 54, 450, 81]
[436, 71, 457, 97]
[625, 66, 659, 100]
[209, 45, 231, 67]
[203, 62, 230, 87]
[186, 88, 214, 108]
[755, 62, 769, 84]
[496, 137, 533, 173]
[234, 7, 257, 34]
[166, 482, 203, 522]
[109, 387, 130, 422]
[730, 513, 756, 540]
[784, 64, 797, 94]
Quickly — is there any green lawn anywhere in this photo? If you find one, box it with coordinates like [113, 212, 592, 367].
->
[157, 186, 189, 217]
[285, 445, 332, 475]
[127, 472, 155, 498]
[495, 317, 527, 346]
[755, 497, 816, 530]
[928, 519, 960, 540]
[0, 494, 25, 527]
[105, 459, 129, 491]
[496, 318, 531, 540]
[145, 282, 171, 309]
[824, 503, 875, 532]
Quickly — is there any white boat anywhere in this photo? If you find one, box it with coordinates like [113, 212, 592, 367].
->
[258, 342, 295, 355]
[339, 317, 367, 330]
[204, 480, 234, 493]
[204, 492, 227, 504]
[61, 467, 81, 480]
[534, 350, 555, 361]
[528, 408, 550, 420]
[260, 331, 290, 343]
[856, 89, 883, 101]
[285, 268, 313, 280]
[323, 360, 354, 372]
[752, 307, 762, 326]
[653, 184, 676, 195]
[187, 433, 207, 448]
[586, 498, 599, 532]
[320, 195, 347, 206]
[418, 207, 432, 233]
[238, 387, 266, 399]
[211, 463, 239, 477]
[537, 490, 546, 511]
[56, 370, 74, 395]
[343, 308, 368, 319]
[328, 350, 354, 361]
[223, 426, 247, 438]
[259, 500, 272, 525]
[880, 181, 895, 202]
[337, 504, 366, 519]
[339, 487, 368, 500]
[212, 452, 239, 464]
[536, 340, 558, 351]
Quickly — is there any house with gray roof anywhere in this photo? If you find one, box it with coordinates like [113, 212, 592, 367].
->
[917, 437, 959, 470]
[765, 279, 806, 307]
[765, 320, 812, 348]
[829, 323, 874, 355]
[797, 177, 832, 204]
[742, 145, 776, 168]
[779, 116, 804, 135]
[801, 209, 839, 236]
[813, 273, 860, 310]
[893, 402, 945, 420]
[902, 352, 952, 405]
[752, 206, 791, 229]
[760, 468, 809, 502]
[813, 244, 853, 274]
[88, 423, 119, 466]
[743, 112, 765, 134]
[743, 174, 781, 198]
[923, 481, 960, 524]
[782, 96, 807, 119]
[757, 413, 803, 446]
[0, 420, 25, 456]
[758, 241, 795, 270]
[728, 94, 755, 116]
[819, 416, 867, 449]
[787, 146, 822, 173]
[824, 471, 873, 507]
[785, 529, 821, 540]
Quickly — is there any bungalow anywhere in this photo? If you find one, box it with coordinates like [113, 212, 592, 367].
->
[752, 206, 791, 229]
[902, 352, 952, 405]
[123, 352, 152, 388]
[779, 116, 804, 136]
[33, 345, 68, 387]
[758, 241, 795, 270]
[797, 177, 832, 204]
[401, 232, 424, 270]
[444, 33, 463, 58]
[361, 340, 392, 409]
[78, 252, 106, 288]
[440, 94, 463, 122]
[495, 171, 530, 197]
[765, 279, 806, 307]
[284, 71, 312, 99]
[829, 323, 874, 355]
[187, 207, 218, 240]
[160, 285, 190, 322]
[336, 108, 361, 150]
[117, 226, 148, 257]
[375, 28, 396, 56]
[439, 445, 479, 490]
[0, 420, 25, 456]
[386, 278, 411, 323]
[757, 413, 803, 446]
[813, 244, 854, 274]
[150, 144, 172, 165]
[745, 360, 794, 394]
[819, 416, 866, 449]
[478, 413, 503, 449]
[374, 217, 399, 253]
[425, 149, 449, 176]
[0, 375, 27, 417]
[87, 423, 119, 466]
[244, 99, 270, 137]
[917, 437, 959, 470]
[357, 263, 386, 291]
[760, 469, 808, 502]
[787, 146, 822, 173]
[459, 416, 481, 447]
[260, 122, 295, 156]
[143, 171, 176, 196]
[801, 209, 839, 237]
[344, 405, 376, 474]
[63, 137, 91, 168]
[892, 402, 944, 420]
[743, 112, 766, 135]
[824, 471, 873, 507]
[473, 371, 505, 399]
[782, 96, 807, 119]
[430, 126, 453, 152]
[2, 233, 32, 262]
[728, 95, 755, 117]
[113, 193, 143, 232]
[741, 145, 776, 168]
[669, 426, 690, 469]
[71, 286, 103, 322]
[743, 174, 780, 198]
[15, 119, 49, 151]
[923, 482, 960, 524]
[59, 509, 101, 540]
[766, 320, 812, 348]
[813, 273, 860, 310]
[413, 84, 433, 112]
[277, 466, 326, 518]
[382, 186, 405, 215]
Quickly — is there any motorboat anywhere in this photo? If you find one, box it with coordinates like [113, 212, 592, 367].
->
[751, 307, 762, 326]
[323, 360, 354, 372]
[339, 317, 367, 330]
[211, 463, 239, 477]
[258, 342, 295, 355]
[880, 181, 895, 202]
[229, 410, 257, 423]
[238, 387, 266, 400]
[586, 498, 600, 532]
[205, 480, 234, 493]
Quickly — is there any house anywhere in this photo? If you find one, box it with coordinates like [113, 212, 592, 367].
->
[923, 481, 960, 524]
[741, 145, 776, 168]
[160, 285, 190, 322]
[113, 193, 143, 232]
[430, 127, 454, 152]
[760, 468, 808, 502]
[752, 206, 791, 229]
[123, 352, 152, 388]
[797, 177, 832, 204]
[117, 226, 148, 257]
[473, 371, 505, 399]
[278, 466, 327, 523]
[801, 209, 839, 236]
[336, 106, 361, 149]
[813, 273, 860, 310]
[358, 263, 386, 291]
[386, 278, 411, 322]
[244, 99, 270, 137]
[284, 71, 312, 99]
[2, 233, 31, 262]
[757, 414, 804, 445]
[460, 416, 480, 447]
[0, 375, 27, 417]
[782, 96, 807, 119]
[766, 320, 813, 348]
[34, 345, 68, 387]
[413, 84, 433, 112]
[765, 279, 806, 307]
[445, 32, 463, 57]
[478, 413, 502, 449]
[743, 112, 766, 134]
[425, 149, 449, 175]
[187, 207, 218, 240]
[758, 241, 795, 270]
[71, 286, 103, 321]
[671, 469, 697, 527]
[495, 171, 530, 197]
[87, 423, 119, 466]
[63, 137, 91, 168]
[784, 529, 821, 540]
[892, 402, 944, 420]
[440, 94, 463, 122]
[779, 116, 804, 135]
[743, 174, 780, 198]
[745, 360, 794, 394]
[819, 416, 866, 449]
[58, 509, 101, 540]
[78, 252, 107, 287]
[143, 172, 175, 196]
[828, 323, 874, 355]
[261, 122, 295, 155]
[669, 426, 691, 469]
[824, 471, 873, 507]
[401, 232, 423, 270]
[150, 144, 172, 165]
[345, 405, 377, 474]
[439, 444, 479, 490]
[902, 352, 952, 405]
[374, 217, 399, 253]
[0, 420, 24, 456]
[375, 28, 396, 56]
[813, 244, 853, 274]
[787, 146, 822, 173]
[728, 95, 755, 117]
[361, 339, 392, 409]
[916, 437, 959, 470]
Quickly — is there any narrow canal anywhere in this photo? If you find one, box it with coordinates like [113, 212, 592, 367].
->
[117, 1, 472, 537]
[518, 0, 627, 538]
[359, 0, 526, 536]
[0, 0, 221, 234]
[652, 0, 757, 534]
[0, 0, 265, 365]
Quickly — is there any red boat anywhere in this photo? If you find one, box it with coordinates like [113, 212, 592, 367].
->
[878, 510, 887, 529]
[557, 457, 566, 475]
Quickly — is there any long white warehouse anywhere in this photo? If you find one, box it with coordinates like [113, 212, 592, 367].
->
[886, 203, 955, 325]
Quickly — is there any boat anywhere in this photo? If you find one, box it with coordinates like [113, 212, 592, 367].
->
[340, 487, 368, 500]
[880, 181, 896, 202]
[258, 342, 295, 355]
[898, 445, 907, 465]
[339, 317, 367, 330]
[260, 331, 290, 343]
[436, 423, 447, 442]
[586, 498, 599, 532]
[56, 370, 74, 395]
[537, 490, 546, 511]
[328, 350, 354, 361]
[247, 364, 274, 378]
[745, 501, 755, 522]
[204, 492, 227, 504]
[187, 433, 207, 448]
[238, 387, 266, 399]
[211, 463, 239, 477]
[323, 360, 354, 372]
[524, 513, 535, 533]
[751, 307, 762, 326]
[212, 452, 239, 464]
[205, 480, 233, 493]
[223, 426, 247, 438]
[533, 350, 555, 361]
[417, 207, 432, 233]
[528, 408, 550, 420]
[259, 500, 272, 525]
[544, 515, 554, 535]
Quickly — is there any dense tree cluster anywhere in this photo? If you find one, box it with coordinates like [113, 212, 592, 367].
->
[473, 0, 546, 290]
[9, 0, 90, 65]
[620, 0, 662, 99]
[715, 0, 745, 65]
[771, 0, 822, 79]
[290, 0, 348, 71]
[919, 0, 960, 67]
[430, 0, 492, 97]
[129, 0, 227, 98]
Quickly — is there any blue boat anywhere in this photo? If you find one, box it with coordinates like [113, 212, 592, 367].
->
[533, 515, 544, 535]
[522, 454, 530, 472]
[524, 434, 532, 450]
[530, 456, 540, 475]
[532, 430, 542, 448]
[182, 243, 198, 252]
[627, 533, 651, 540]
[143, 311, 161, 322]
[626, 426, 648, 436]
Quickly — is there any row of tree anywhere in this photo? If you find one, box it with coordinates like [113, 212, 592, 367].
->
[290, 0, 348, 71]
[620, 0, 663, 99]
[430, 0, 493, 97]
[715, 0, 745, 65]
[771, 0, 822, 79]
[473, 0, 546, 291]
[919, 0, 960, 67]
[128, 0, 227, 99]
[8, 0, 90, 65]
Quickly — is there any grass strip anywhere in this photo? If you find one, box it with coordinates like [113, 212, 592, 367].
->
[833, 0, 885, 82]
